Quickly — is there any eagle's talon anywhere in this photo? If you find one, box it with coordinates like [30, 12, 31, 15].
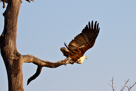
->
[60, 21, 100, 64]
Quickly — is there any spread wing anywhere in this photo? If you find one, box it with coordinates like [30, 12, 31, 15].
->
[67, 21, 100, 55]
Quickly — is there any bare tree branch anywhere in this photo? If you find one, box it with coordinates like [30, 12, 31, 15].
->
[109, 78, 136, 91]
[127, 81, 136, 91]
[1, 0, 33, 8]
[22, 55, 76, 84]
[26, 0, 34, 3]
[27, 65, 42, 85]
[1, 0, 6, 8]
[108, 77, 116, 91]
[23, 55, 74, 68]
[120, 79, 129, 91]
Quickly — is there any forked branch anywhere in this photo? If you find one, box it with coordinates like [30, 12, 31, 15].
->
[22, 55, 75, 84]
[120, 79, 129, 91]
[109, 77, 116, 91]
[127, 82, 136, 91]
[109, 78, 136, 91]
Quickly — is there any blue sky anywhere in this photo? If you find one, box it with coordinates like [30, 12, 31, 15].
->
[0, 0, 136, 91]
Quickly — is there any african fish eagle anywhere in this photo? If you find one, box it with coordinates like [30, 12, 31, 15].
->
[61, 21, 100, 64]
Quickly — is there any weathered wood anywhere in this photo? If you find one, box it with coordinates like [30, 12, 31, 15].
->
[23, 55, 75, 85]
[0, 0, 24, 91]
[0, 0, 77, 90]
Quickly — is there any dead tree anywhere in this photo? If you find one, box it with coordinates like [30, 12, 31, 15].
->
[0, 0, 75, 91]
[109, 78, 136, 91]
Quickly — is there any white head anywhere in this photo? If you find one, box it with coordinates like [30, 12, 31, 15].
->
[76, 55, 87, 64]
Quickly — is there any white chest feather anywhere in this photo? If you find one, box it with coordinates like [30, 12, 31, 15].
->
[76, 56, 87, 64]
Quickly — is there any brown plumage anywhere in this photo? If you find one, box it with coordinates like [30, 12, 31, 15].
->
[61, 21, 100, 63]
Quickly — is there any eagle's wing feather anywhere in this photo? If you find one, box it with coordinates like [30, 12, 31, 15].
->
[68, 21, 100, 55]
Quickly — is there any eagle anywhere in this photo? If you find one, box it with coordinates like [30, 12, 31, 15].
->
[60, 21, 100, 64]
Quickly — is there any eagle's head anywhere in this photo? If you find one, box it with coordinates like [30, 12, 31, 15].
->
[76, 55, 87, 64]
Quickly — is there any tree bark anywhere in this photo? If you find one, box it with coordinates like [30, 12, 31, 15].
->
[0, 0, 24, 91]
[0, 0, 76, 91]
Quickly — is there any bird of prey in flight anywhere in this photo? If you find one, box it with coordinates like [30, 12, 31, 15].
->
[61, 21, 100, 64]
